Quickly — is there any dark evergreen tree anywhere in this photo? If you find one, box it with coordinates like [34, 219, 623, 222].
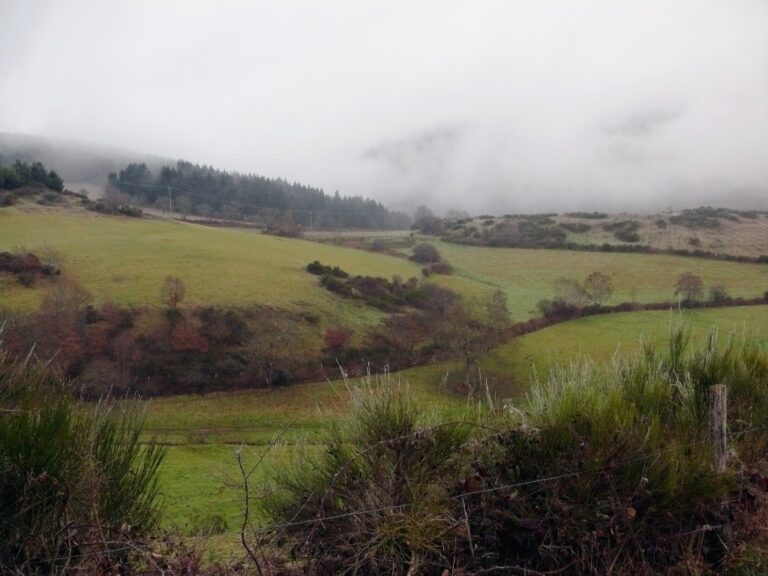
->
[0, 160, 63, 191]
[109, 160, 411, 229]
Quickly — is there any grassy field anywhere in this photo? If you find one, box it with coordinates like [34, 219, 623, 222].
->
[2, 206, 766, 325]
[480, 304, 768, 392]
[4, 203, 768, 548]
[0, 206, 427, 331]
[153, 305, 768, 541]
[434, 240, 768, 320]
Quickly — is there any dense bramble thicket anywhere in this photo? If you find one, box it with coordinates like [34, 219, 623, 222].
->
[259, 331, 768, 575]
[109, 160, 411, 229]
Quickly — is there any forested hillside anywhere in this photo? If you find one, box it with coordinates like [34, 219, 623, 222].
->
[109, 160, 411, 229]
[0, 160, 63, 191]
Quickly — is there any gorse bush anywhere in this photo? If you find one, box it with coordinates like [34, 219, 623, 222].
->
[258, 329, 768, 575]
[0, 346, 165, 574]
[409, 242, 442, 264]
[260, 378, 473, 575]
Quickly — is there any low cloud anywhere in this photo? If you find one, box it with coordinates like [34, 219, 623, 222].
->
[604, 108, 684, 138]
[1, 0, 766, 214]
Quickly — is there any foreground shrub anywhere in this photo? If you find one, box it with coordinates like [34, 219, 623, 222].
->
[0, 347, 165, 574]
[260, 379, 473, 575]
[257, 330, 768, 575]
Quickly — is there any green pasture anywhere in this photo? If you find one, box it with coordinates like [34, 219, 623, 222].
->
[3, 209, 766, 327]
[153, 305, 768, 539]
[434, 240, 768, 320]
[0, 209, 426, 330]
[3, 206, 767, 546]
[481, 304, 768, 393]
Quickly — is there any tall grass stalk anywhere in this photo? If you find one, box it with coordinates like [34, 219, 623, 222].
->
[0, 346, 165, 574]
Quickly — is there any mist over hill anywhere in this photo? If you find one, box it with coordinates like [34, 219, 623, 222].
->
[109, 160, 411, 229]
[0, 133, 166, 197]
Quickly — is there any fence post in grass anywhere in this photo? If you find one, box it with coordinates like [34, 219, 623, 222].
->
[709, 384, 727, 473]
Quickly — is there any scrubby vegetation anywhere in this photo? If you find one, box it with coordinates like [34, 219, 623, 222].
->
[669, 207, 750, 229]
[603, 219, 641, 242]
[409, 243, 453, 275]
[0, 347, 165, 574]
[565, 211, 608, 219]
[558, 221, 592, 233]
[256, 331, 768, 574]
[79, 196, 143, 217]
[0, 251, 60, 287]
[428, 208, 768, 262]
[0, 276, 332, 396]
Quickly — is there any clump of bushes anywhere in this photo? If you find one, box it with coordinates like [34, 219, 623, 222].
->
[320, 273, 355, 297]
[473, 218, 567, 248]
[79, 197, 143, 217]
[408, 244, 454, 275]
[558, 221, 591, 233]
[0, 251, 59, 286]
[306, 260, 349, 278]
[409, 242, 441, 264]
[670, 207, 740, 229]
[421, 260, 453, 276]
[309, 260, 456, 311]
[603, 219, 641, 242]
[709, 284, 730, 304]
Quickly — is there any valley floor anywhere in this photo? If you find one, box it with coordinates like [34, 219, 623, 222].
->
[151, 304, 768, 551]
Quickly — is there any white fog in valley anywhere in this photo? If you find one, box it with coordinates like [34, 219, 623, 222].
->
[1, 0, 766, 214]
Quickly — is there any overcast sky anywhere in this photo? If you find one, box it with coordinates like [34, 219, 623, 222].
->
[1, 0, 766, 213]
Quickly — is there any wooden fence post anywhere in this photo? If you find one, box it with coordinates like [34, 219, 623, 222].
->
[709, 384, 727, 473]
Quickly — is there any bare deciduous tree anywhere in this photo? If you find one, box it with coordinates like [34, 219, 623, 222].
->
[674, 272, 704, 302]
[161, 275, 186, 311]
[584, 271, 614, 305]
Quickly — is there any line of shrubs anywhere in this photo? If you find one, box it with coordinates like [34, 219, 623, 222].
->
[309, 260, 441, 310]
[0, 251, 60, 287]
[408, 243, 454, 275]
[520, 294, 768, 337]
[444, 234, 768, 263]
[79, 197, 143, 217]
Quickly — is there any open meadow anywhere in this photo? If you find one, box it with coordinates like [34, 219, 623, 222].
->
[2, 205, 766, 324]
[433, 239, 767, 319]
[0, 206, 425, 331]
[151, 305, 768, 546]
